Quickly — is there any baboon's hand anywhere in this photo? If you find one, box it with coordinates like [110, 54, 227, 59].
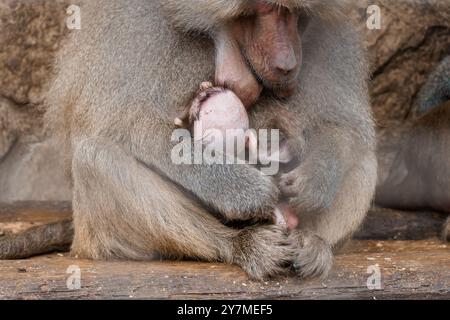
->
[232, 225, 294, 280]
[209, 166, 280, 222]
[289, 230, 333, 279]
[232, 225, 332, 280]
[279, 151, 342, 213]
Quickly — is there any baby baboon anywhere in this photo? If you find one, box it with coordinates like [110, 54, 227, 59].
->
[0, 0, 377, 279]
[175, 81, 292, 227]
[174, 82, 254, 148]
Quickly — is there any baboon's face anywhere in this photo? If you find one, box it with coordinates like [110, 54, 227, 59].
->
[232, 1, 302, 98]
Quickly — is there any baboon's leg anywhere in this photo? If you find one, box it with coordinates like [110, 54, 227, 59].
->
[298, 151, 378, 249]
[71, 137, 296, 279]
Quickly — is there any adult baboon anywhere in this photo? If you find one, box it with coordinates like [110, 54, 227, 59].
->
[376, 57, 450, 241]
[0, 0, 377, 279]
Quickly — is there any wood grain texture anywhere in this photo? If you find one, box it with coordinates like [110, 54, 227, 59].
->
[0, 202, 71, 235]
[0, 202, 449, 299]
[0, 240, 448, 300]
[355, 207, 448, 240]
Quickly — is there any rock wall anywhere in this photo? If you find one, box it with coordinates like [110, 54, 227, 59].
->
[0, 0, 449, 201]
[352, 0, 450, 184]
[0, 0, 70, 201]
[354, 0, 450, 124]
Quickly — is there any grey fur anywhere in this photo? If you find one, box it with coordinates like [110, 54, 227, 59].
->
[1, 0, 378, 279]
[376, 56, 450, 241]
[417, 56, 450, 114]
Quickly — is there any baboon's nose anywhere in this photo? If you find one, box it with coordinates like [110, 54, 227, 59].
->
[274, 49, 298, 75]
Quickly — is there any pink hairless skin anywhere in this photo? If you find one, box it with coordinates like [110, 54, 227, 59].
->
[175, 82, 299, 230]
[174, 82, 258, 150]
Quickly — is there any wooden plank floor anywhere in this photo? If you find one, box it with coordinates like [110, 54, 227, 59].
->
[0, 202, 449, 299]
